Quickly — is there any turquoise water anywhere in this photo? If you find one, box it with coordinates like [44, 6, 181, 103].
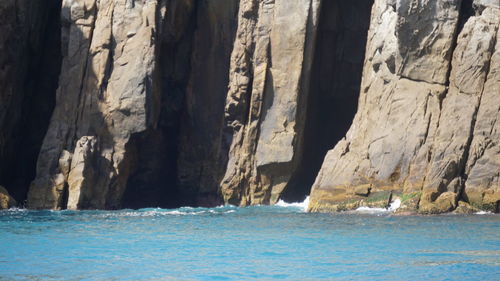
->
[0, 203, 499, 280]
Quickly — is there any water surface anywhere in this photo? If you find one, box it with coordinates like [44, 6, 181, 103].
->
[1, 202, 499, 280]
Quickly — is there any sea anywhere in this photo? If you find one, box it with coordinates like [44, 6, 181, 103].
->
[0, 198, 499, 280]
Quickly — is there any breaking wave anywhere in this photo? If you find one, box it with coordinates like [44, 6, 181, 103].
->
[275, 196, 310, 211]
[354, 198, 401, 214]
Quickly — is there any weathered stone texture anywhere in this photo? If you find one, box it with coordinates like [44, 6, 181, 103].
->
[176, 0, 239, 206]
[0, 0, 61, 204]
[28, 0, 165, 209]
[66, 136, 98, 210]
[309, 0, 500, 213]
[1, 0, 497, 212]
[462, 5, 500, 211]
[0, 185, 16, 210]
[220, 0, 321, 206]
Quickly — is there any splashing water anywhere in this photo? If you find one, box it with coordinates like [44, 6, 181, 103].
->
[275, 196, 310, 211]
[355, 198, 402, 214]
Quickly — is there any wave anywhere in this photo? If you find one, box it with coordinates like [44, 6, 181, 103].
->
[2, 207, 28, 212]
[275, 196, 310, 211]
[95, 208, 238, 218]
[3, 197, 495, 216]
[475, 211, 493, 215]
[354, 198, 401, 214]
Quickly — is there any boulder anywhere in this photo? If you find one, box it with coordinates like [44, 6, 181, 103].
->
[0, 186, 16, 209]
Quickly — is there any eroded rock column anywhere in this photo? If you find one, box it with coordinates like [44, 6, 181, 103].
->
[28, 0, 165, 209]
[220, 0, 321, 206]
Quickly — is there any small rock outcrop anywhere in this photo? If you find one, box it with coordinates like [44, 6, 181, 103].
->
[0, 185, 16, 209]
[66, 136, 98, 210]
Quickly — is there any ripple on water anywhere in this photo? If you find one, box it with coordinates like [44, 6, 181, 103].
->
[0, 200, 499, 280]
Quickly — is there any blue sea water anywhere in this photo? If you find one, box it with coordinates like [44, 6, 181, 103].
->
[0, 201, 499, 280]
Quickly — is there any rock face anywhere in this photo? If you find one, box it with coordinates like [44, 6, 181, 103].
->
[176, 0, 239, 206]
[219, 0, 375, 206]
[0, 0, 498, 212]
[309, 0, 500, 213]
[28, 0, 165, 209]
[66, 136, 98, 210]
[0, 0, 61, 204]
[26, 0, 240, 209]
[219, 0, 321, 205]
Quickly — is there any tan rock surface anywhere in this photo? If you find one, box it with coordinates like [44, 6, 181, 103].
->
[0, 185, 16, 209]
[1, 0, 496, 212]
[28, 0, 165, 209]
[220, 0, 321, 206]
[309, 0, 500, 213]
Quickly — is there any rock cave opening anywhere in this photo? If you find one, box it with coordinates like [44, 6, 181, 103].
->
[282, 0, 374, 203]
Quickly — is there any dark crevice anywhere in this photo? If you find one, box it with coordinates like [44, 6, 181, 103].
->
[400, 75, 447, 86]
[437, 0, 477, 204]
[0, 0, 62, 204]
[122, 0, 239, 209]
[175, 0, 239, 207]
[458, 0, 475, 33]
[121, 1, 199, 209]
[282, 0, 374, 202]
[443, 0, 474, 88]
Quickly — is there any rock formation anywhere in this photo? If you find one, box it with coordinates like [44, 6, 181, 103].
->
[176, 0, 239, 206]
[27, 0, 165, 209]
[0, 0, 497, 213]
[0, 185, 16, 210]
[0, 0, 61, 205]
[219, 0, 374, 206]
[219, 0, 321, 205]
[309, 0, 500, 214]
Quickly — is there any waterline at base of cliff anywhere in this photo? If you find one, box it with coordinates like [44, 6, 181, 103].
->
[1, 204, 498, 280]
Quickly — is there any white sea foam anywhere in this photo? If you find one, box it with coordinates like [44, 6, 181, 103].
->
[388, 198, 401, 211]
[275, 196, 310, 211]
[355, 198, 401, 214]
[475, 211, 493, 215]
[355, 206, 388, 213]
[5, 207, 28, 212]
[99, 208, 238, 218]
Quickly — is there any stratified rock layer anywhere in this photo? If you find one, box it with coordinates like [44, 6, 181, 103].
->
[309, 0, 500, 213]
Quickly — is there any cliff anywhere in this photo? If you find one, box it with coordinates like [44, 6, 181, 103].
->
[0, 0, 61, 208]
[309, 0, 500, 214]
[0, 0, 498, 213]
